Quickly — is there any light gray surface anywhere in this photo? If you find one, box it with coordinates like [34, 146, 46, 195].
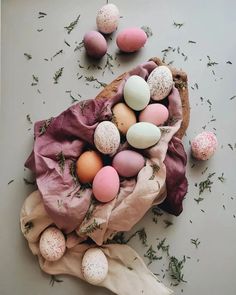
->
[1, 0, 236, 294]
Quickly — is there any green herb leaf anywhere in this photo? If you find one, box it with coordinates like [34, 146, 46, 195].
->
[144, 246, 162, 265]
[53, 67, 64, 84]
[24, 53, 32, 60]
[190, 238, 200, 249]
[79, 219, 102, 234]
[49, 275, 63, 286]
[168, 256, 187, 285]
[56, 151, 65, 173]
[199, 173, 215, 195]
[64, 15, 80, 34]
[38, 12, 47, 19]
[7, 179, 14, 185]
[26, 114, 32, 124]
[157, 238, 170, 256]
[173, 22, 184, 29]
[194, 197, 204, 204]
[39, 117, 53, 136]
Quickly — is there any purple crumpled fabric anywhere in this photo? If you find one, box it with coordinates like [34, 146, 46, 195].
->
[25, 61, 188, 235]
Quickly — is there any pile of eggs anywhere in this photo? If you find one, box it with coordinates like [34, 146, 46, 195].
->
[83, 3, 148, 58]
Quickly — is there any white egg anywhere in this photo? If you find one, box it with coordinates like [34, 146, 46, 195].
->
[96, 4, 120, 34]
[147, 66, 173, 101]
[82, 248, 108, 285]
[94, 121, 120, 154]
[39, 227, 66, 261]
[123, 75, 150, 111]
[127, 122, 161, 149]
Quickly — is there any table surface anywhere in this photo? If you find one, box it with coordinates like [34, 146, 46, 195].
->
[1, 0, 236, 294]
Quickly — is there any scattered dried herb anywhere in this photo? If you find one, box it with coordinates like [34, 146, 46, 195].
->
[49, 275, 63, 286]
[229, 95, 236, 100]
[157, 238, 170, 256]
[7, 179, 14, 185]
[126, 228, 148, 247]
[24, 221, 33, 235]
[69, 161, 78, 184]
[173, 22, 184, 29]
[56, 151, 65, 173]
[149, 164, 160, 180]
[228, 143, 233, 150]
[79, 219, 102, 234]
[168, 256, 187, 285]
[141, 26, 153, 38]
[194, 197, 204, 204]
[207, 56, 218, 67]
[199, 172, 215, 195]
[226, 61, 232, 64]
[37, 29, 43, 32]
[191, 238, 200, 248]
[24, 53, 32, 60]
[218, 173, 225, 182]
[74, 41, 84, 52]
[53, 67, 64, 84]
[144, 246, 162, 265]
[31, 75, 39, 86]
[66, 90, 81, 103]
[64, 15, 80, 34]
[26, 114, 32, 124]
[152, 206, 163, 223]
[38, 12, 47, 19]
[52, 49, 63, 59]
[103, 53, 114, 75]
[85, 199, 100, 221]
[188, 40, 196, 44]
[23, 178, 36, 185]
[163, 220, 173, 228]
[64, 40, 71, 47]
[107, 232, 127, 244]
[39, 117, 53, 136]
[85, 76, 107, 88]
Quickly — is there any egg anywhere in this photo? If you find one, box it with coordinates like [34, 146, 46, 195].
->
[147, 66, 173, 101]
[82, 248, 108, 285]
[127, 122, 161, 149]
[96, 3, 120, 34]
[39, 227, 66, 261]
[139, 103, 169, 126]
[83, 31, 107, 59]
[76, 150, 103, 184]
[93, 166, 119, 202]
[116, 27, 147, 53]
[123, 75, 150, 111]
[191, 131, 218, 160]
[112, 103, 137, 134]
[94, 121, 120, 155]
[112, 150, 145, 177]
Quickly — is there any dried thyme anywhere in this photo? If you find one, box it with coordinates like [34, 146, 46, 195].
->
[66, 90, 81, 103]
[141, 26, 153, 38]
[24, 53, 32, 60]
[56, 151, 65, 173]
[53, 67, 64, 84]
[74, 41, 84, 52]
[52, 49, 63, 59]
[194, 197, 204, 204]
[38, 12, 47, 19]
[229, 95, 236, 100]
[144, 246, 162, 265]
[37, 29, 43, 32]
[64, 40, 71, 47]
[39, 117, 53, 136]
[152, 206, 163, 223]
[218, 173, 225, 183]
[191, 238, 200, 249]
[24, 221, 34, 235]
[199, 172, 215, 195]
[26, 114, 32, 124]
[85, 76, 107, 88]
[49, 275, 63, 286]
[64, 15, 80, 34]
[80, 219, 102, 234]
[157, 238, 170, 256]
[168, 256, 187, 285]
[226, 61, 232, 65]
[163, 220, 173, 228]
[103, 53, 115, 75]
[149, 164, 160, 180]
[207, 56, 218, 67]
[173, 22, 184, 29]
[31, 75, 39, 86]
[7, 179, 14, 185]
[188, 40, 196, 44]
[126, 228, 148, 247]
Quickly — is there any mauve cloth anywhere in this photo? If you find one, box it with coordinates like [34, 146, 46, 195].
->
[20, 190, 173, 295]
[25, 61, 188, 239]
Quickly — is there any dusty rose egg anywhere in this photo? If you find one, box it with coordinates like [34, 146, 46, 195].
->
[92, 166, 119, 202]
[39, 227, 66, 261]
[83, 31, 107, 58]
[139, 103, 169, 126]
[96, 3, 120, 34]
[112, 150, 145, 177]
[116, 27, 147, 53]
[191, 131, 218, 160]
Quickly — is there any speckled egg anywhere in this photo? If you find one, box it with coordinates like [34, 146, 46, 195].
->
[147, 66, 173, 101]
[96, 3, 120, 34]
[116, 27, 147, 53]
[191, 131, 218, 160]
[112, 102, 137, 134]
[112, 150, 145, 177]
[93, 166, 120, 202]
[82, 248, 108, 285]
[139, 103, 169, 126]
[94, 121, 120, 155]
[127, 122, 161, 149]
[39, 227, 66, 261]
[83, 31, 107, 58]
[123, 75, 150, 111]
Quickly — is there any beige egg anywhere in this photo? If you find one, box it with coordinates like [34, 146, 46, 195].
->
[82, 248, 108, 285]
[112, 102, 137, 134]
[96, 4, 120, 34]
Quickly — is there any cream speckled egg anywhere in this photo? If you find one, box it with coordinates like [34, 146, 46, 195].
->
[39, 227, 66, 261]
[94, 121, 120, 154]
[147, 66, 173, 101]
[96, 4, 120, 34]
[82, 248, 108, 285]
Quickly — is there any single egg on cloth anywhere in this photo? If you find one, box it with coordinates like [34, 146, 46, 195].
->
[139, 103, 169, 126]
[123, 75, 150, 111]
[147, 66, 173, 101]
[82, 248, 108, 285]
[93, 166, 119, 202]
[116, 27, 147, 53]
[127, 122, 161, 149]
[191, 131, 218, 160]
[76, 150, 103, 183]
[112, 150, 145, 177]
[96, 3, 120, 34]
[83, 31, 107, 59]
[94, 121, 120, 155]
[39, 227, 66, 262]
[112, 102, 137, 134]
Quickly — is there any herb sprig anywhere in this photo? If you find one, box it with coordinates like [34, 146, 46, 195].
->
[53, 67, 64, 84]
[24, 53, 32, 60]
[64, 15, 80, 34]
[168, 256, 187, 285]
[144, 246, 162, 265]
[56, 151, 65, 173]
[191, 238, 200, 248]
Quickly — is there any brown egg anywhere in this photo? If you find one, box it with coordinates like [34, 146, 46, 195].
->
[112, 103, 137, 134]
[76, 151, 103, 184]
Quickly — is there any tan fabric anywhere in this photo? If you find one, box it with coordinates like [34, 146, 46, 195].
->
[20, 191, 173, 295]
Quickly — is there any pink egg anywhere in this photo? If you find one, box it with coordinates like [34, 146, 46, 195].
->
[92, 166, 120, 202]
[112, 150, 145, 177]
[83, 31, 107, 58]
[116, 27, 147, 53]
[191, 131, 218, 160]
[139, 103, 169, 126]
[39, 227, 66, 261]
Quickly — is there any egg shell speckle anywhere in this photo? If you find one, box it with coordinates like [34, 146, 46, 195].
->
[82, 248, 108, 285]
[96, 4, 119, 34]
[39, 227, 66, 261]
[147, 66, 173, 101]
[191, 131, 218, 160]
[94, 121, 120, 155]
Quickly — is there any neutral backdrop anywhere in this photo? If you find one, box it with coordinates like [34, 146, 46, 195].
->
[1, 0, 236, 294]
